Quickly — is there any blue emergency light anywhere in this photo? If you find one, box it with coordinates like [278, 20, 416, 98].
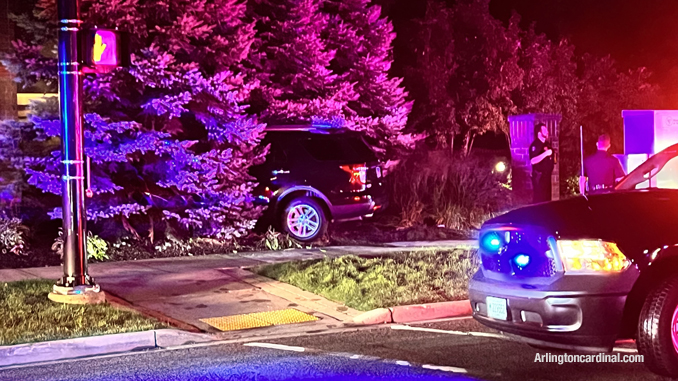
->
[513, 254, 531, 268]
[480, 232, 503, 253]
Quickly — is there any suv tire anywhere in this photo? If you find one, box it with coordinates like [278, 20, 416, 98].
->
[281, 197, 327, 242]
[637, 275, 678, 377]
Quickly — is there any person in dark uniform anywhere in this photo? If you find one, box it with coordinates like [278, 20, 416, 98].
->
[579, 134, 625, 195]
[529, 123, 554, 203]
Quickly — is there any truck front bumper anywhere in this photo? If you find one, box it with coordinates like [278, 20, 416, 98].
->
[469, 272, 629, 351]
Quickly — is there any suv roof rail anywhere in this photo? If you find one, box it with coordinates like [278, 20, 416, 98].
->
[265, 124, 315, 132]
[265, 124, 347, 134]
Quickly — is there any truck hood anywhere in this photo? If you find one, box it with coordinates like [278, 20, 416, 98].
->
[485, 189, 678, 260]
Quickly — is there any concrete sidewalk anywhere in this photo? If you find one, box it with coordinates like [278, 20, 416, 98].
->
[0, 241, 477, 338]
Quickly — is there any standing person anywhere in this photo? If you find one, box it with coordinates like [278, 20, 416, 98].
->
[529, 123, 554, 203]
[579, 134, 626, 195]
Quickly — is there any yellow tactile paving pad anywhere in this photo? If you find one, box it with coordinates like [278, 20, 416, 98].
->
[199, 309, 319, 331]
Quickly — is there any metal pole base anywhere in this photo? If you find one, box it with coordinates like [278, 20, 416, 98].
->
[48, 283, 106, 305]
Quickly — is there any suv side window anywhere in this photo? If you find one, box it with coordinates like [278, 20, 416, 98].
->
[301, 137, 343, 161]
[301, 135, 375, 162]
[268, 143, 288, 165]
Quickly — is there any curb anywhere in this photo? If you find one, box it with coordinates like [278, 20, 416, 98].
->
[350, 300, 472, 325]
[0, 329, 215, 368]
[383, 240, 479, 249]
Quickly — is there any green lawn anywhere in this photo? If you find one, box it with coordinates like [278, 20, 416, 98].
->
[255, 249, 479, 311]
[0, 280, 166, 346]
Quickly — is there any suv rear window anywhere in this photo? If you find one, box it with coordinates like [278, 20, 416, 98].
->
[301, 135, 376, 162]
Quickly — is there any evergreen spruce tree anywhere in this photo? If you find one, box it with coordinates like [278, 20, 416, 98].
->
[249, 0, 413, 158]
[3, 0, 266, 241]
[324, 0, 414, 157]
[248, 0, 357, 123]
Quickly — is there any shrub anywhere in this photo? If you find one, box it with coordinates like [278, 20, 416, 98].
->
[0, 217, 28, 255]
[107, 235, 235, 261]
[565, 175, 581, 197]
[255, 228, 304, 251]
[52, 230, 109, 261]
[388, 151, 512, 230]
[86, 233, 109, 261]
[107, 237, 153, 261]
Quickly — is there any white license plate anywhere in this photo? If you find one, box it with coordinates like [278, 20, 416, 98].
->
[486, 296, 508, 320]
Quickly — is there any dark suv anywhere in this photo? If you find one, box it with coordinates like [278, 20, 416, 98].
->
[250, 124, 387, 242]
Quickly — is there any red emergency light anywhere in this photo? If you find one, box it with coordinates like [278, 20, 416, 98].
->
[81, 29, 129, 72]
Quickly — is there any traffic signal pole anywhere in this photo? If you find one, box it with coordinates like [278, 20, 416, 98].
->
[49, 0, 103, 303]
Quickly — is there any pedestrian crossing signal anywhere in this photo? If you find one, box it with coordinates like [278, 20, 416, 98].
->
[81, 29, 129, 72]
[92, 30, 117, 66]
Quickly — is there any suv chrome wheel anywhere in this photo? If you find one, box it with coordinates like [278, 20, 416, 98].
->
[287, 204, 320, 239]
[281, 197, 327, 242]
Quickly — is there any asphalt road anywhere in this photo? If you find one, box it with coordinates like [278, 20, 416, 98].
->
[268, 318, 664, 381]
[0, 317, 667, 381]
[0, 341, 470, 381]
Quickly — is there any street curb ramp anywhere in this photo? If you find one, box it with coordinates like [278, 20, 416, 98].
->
[350, 300, 472, 325]
[0, 329, 214, 368]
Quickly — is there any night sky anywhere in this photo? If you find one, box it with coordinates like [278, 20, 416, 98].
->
[378, 0, 678, 107]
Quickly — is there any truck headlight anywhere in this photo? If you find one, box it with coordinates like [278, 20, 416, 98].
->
[557, 240, 630, 273]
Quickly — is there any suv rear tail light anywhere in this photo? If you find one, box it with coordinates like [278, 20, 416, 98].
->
[340, 164, 367, 190]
